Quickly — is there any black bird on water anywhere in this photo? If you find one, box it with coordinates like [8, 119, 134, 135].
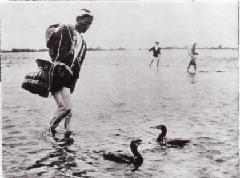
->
[153, 125, 190, 148]
[103, 139, 143, 167]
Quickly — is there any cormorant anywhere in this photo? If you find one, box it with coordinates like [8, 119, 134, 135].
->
[154, 125, 190, 148]
[103, 139, 143, 167]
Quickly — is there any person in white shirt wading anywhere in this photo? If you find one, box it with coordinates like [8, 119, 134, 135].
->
[149, 41, 161, 71]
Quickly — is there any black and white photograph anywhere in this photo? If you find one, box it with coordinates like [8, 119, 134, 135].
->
[1, 1, 239, 177]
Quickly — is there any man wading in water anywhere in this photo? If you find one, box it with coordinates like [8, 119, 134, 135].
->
[149, 41, 161, 71]
[187, 42, 198, 72]
[45, 9, 93, 142]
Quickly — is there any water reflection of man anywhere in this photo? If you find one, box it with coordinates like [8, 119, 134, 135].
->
[149, 41, 161, 70]
[26, 144, 77, 175]
[45, 9, 93, 141]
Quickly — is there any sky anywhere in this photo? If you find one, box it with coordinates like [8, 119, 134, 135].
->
[0, 1, 238, 50]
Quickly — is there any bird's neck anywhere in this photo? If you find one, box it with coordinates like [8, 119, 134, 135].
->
[161, 129, 167, 137]
[131, 147, 142, 160]
[158, 131, 167, 142]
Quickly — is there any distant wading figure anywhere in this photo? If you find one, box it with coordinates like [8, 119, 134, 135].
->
[149, 41, 161, 71]
[45, 9, 93, 141]
[187, 43, 198, 72]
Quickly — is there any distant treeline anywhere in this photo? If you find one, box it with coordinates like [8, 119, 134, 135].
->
[1, 48, 49, 52]
[1, 47, 127, 52]
[1, 46, 237, 52]
[143, 44, 237, 50]
[87, 47, 126, 51]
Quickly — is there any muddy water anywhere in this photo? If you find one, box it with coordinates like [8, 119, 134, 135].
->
[2, 49, 238, 177]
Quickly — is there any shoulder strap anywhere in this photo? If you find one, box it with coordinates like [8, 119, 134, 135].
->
[71, 38, 86, 67]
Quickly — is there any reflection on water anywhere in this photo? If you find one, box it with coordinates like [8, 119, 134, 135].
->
[187, 71, 197, 84]
[26, 130, 77, 176]
[2, 49, 238, 177]
[26, 145, 77, 174]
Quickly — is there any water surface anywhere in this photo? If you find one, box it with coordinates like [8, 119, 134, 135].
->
[2, 49, 238, 177]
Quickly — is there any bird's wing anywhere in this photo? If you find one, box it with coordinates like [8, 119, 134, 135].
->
[167, 139, 190, 145]
[103, 151, 132, 164]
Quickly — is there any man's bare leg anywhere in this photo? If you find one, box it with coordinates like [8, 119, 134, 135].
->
[61, 87, 73, 138]
[149, 59, 154, 68]
[49, 88, 71, 135]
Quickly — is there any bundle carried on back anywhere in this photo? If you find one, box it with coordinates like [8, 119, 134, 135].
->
[22, 23, 86, 97]
[22, 59, 52, 98]
[22, 58, 74, 98]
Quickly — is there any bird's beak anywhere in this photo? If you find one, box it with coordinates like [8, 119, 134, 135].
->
[150, 125, 162, 130]
[150, 126, 157, 129]
[137, 140, 142, 145]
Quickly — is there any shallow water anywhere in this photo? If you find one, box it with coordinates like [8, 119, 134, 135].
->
[2, 49, 239, 178]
